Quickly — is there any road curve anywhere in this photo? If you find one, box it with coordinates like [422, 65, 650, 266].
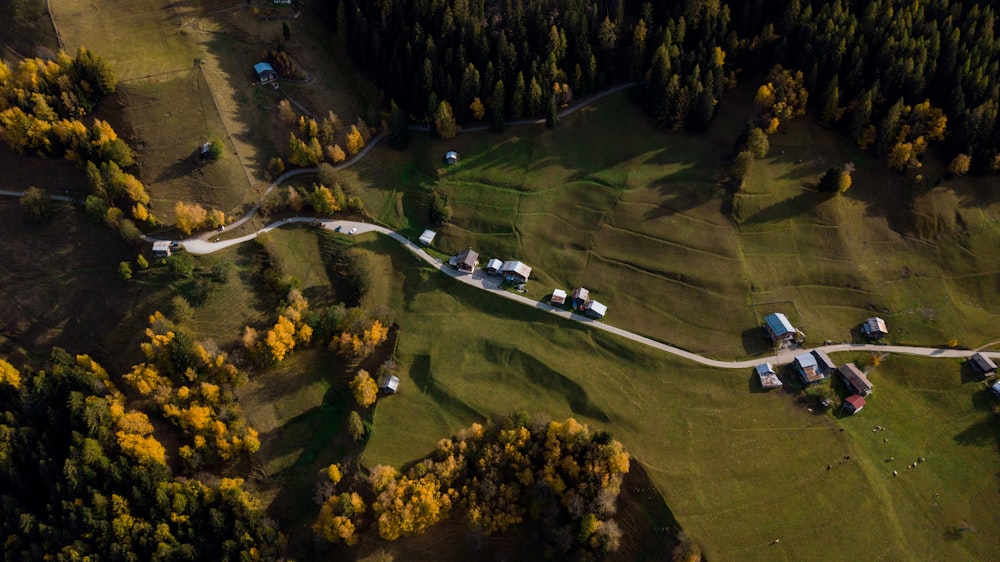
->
[178, 217, 1000, 369]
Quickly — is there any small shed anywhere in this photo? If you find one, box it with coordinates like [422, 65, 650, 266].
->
[990, 380, 1000, 400]
[755, 363, 782, 389]
[862, 317, 888, 339]
[454, 248, 478, 273]
[794, 352, 824, 385]
[379, 375, 400, 394]
[811, 349, 836, 375]
[551, 289, 567, 305]
[837, 363, 873, 396]
[445, 151, 459, 165]
[582, 300, 607, 320]
[254, 62, 277, 85]
[500, 260, 532, 283]
[198, 142, 212, 163]
[418, 229, 436, 246]
[763, 312, 796, 343]
[843, 394, 866, 415]
[968, 353, 998, 379]
[152, 240, 172, 258]
[571, 287, 590, 308]
[485, 259, 504, 275]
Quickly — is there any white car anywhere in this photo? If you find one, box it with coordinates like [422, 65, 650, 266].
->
[349, 227, 358, 235]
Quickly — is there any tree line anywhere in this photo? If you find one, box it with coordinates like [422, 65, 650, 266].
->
[326, 0, 1000, 172]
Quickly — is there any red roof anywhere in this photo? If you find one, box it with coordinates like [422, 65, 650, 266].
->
[844, 394, 866, 411]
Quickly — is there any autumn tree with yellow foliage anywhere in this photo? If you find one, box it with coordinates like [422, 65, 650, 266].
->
[350, 369, 378, 407]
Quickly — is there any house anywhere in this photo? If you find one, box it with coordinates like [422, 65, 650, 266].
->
[418, 229, 436, 246]
[485, 258, 504, 275]
[152, 240, 172, 258]
[254, 62, 277, 85]
[571, 287, 590, 308]
[500, 260, 532, 283]
[755, 363, 782, 389]
[794, 352, 825, 385]
[551, 289, 567, 305]
[453, 248, 478, 273]
[968, 353, 998, 380]
[862, 317, 888, 339]
[582, 300, 607, 320]
[811, 349, 836, 375]
[445, 151, 459, 165]
[379, 375, 400, 395]
[842, 394, 866, 415]
[763, 312, 796, 343]
[837, 363, 873, 396]
[990, 380, 1000, 400]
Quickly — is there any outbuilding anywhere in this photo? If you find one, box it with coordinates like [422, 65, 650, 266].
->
[445, 151, 459, 165]
[152, 240, 172, 258]
[763, 312, 796, 343]
[418, 229, 436, 246]
[990, 380, 1000, 400]
[500, 260, 532, 283]
[485, 258, 504, 275]
[379, 375, 400, 395]
[843, 394, 866, 415]
[862, 317, 888, 339]
[582, 300, 607, 320]
[551, 289, 567, 305]
[968, 353, 998, 380]
[571, 287, 590, 308]
[837, 363, 873, 396]
[811, 349, 837, 375]
[755, 363, 782, 389]
[254, 62, 277, 85]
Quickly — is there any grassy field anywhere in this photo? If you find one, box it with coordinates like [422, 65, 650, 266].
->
[350, 88, 1000, 361]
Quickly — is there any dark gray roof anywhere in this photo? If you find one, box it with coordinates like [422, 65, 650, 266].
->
[456, 248, 478, 268]
[969, 353, 998, 376]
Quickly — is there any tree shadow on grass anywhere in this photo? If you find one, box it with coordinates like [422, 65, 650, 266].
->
[740, 190, 834, 225]
[952, 401, 1000, 460]
[741, 327, 770, 356]
[408, 353, 485, 422]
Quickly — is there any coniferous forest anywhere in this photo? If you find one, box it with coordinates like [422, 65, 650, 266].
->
[323, 0, 1000, 172]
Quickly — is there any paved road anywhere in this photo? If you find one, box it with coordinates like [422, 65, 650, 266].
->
[179, 218, 1000, 368]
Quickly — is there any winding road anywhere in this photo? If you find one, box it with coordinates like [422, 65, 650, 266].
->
[181, 217, 1000, 369]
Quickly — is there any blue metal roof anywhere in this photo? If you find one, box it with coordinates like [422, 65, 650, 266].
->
[755, 363, 775, 376]
[764, 312, 795, 336]
[254, 62, 275, 74]
[794, 352, 817, 369]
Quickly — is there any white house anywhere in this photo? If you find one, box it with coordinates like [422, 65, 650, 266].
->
[152, 240, 172, 258]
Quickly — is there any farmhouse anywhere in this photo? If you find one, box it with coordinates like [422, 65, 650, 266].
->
[551, 289, 567, 305]
[837, 363, 873, 396]
[968, 353, 997, 379]
[763, 312, 796, 343]
[582, 300, 607, 319]
[811, 350, 836, 375]
[418, 229, 436, 246]
[862, 317, 888, 339]
[500, 260, 532, 283]
[445, 151, 459, 164]
[452, 248, 478, 273]
[379, 375, 400, 395]
[571, 287, 590, 308]
[794, 352, 825, 385]
[842, 394, 866, 415]
[755, 363, 782, 389]
[254, 62, 277, 85]
[152, 240, 172, 258]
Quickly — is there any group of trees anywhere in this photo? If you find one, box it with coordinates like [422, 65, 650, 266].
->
[327, 0, 1000, 173]
[0, 349, 277, 559]
[0, 49, 156, 233]
[122, 312, 259, 470]
[280, 100, 371, 168]
[312, 415, 631, 557]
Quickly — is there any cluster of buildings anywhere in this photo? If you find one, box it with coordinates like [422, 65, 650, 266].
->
[552, 286, 607, 320]
[757, 312, 886, 415]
